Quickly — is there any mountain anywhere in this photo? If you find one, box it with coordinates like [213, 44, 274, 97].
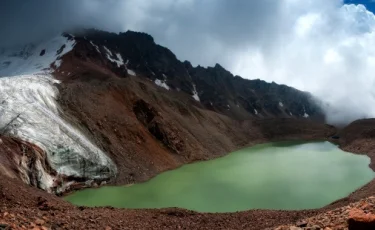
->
[0, 29, 331, 194]
[74, 29, 323, 120]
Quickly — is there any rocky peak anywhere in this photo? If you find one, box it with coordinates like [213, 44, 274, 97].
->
[119, 31, 155, 44]
[69, 29, 325, 121]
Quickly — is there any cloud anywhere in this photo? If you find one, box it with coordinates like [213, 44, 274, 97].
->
[232, 1, 375, 125]
[1, 0, 375, 125]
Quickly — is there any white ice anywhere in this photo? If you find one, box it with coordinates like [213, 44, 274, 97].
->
[155, 79, 170, 90]
[303, 107, 310, 118]
[127, 69, 136, 76]
[0, 36, 75, 76]
[90, 41, 100, 53]
[0, 36, 117, 190]
[192, 84, 200, 101]
[103, 46, 124, 67]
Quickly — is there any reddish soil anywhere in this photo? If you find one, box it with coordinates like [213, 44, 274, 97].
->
[275, 196, 375, 230]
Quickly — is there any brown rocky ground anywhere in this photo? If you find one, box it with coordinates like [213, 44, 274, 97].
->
[275, 196, 375, 230]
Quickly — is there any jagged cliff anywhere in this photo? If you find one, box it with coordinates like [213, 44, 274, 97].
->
[75, 29, 324, 120]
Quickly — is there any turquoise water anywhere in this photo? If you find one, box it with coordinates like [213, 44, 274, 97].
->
[65, 141, 375, 213]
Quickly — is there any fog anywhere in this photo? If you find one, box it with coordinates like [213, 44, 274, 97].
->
[1, 0, 375, 125]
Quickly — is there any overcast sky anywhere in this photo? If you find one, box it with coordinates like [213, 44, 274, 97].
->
[1, 0, 375, 124]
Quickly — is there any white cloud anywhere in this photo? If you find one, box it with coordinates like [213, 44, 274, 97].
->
[230, 1, 375, 125]
[99, 0, 375, 125]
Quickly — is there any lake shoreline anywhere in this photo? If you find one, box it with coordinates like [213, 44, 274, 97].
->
[61, 135, 375, 209]
[65, 141, 374, 212]
[4, 120, 375, 229]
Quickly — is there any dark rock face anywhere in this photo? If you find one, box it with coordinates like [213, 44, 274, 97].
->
[71, 29, 325, 121]
[133, 99, 185, 154]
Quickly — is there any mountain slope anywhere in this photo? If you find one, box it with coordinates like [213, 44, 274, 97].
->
[76, 29, 324, 121]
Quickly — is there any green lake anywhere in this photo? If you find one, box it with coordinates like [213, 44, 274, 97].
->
[65, 141, 375, 213]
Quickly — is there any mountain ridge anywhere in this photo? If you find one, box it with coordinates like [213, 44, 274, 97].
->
[69, 29, 324, 121]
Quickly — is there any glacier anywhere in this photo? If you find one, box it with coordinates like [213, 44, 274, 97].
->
[0, 35, 117, 191]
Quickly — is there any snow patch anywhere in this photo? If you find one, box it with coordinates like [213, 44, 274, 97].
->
[127, 69, 136, 76]
[90, 41, 100, 53]
[254, 109, 258, 115]
[115, 53, 124, 65]
[303, 107, 310, 118]
[192, 84, 200, 101]
[279, 102, 284, 107]
[0, 35, 75, 76]
[103, 46, 113, 56]
[53, 59, 62, 68]
[155, 79, 170, 90]
[103, 46, 124, 67]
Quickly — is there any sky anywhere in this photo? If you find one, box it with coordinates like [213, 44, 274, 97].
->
[346, 0, 375, 12]
[1, 0, 375, 125]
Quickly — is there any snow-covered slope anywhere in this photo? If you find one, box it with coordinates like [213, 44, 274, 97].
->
[0, 35, 117, 191]
[0, 36, 75, 76]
